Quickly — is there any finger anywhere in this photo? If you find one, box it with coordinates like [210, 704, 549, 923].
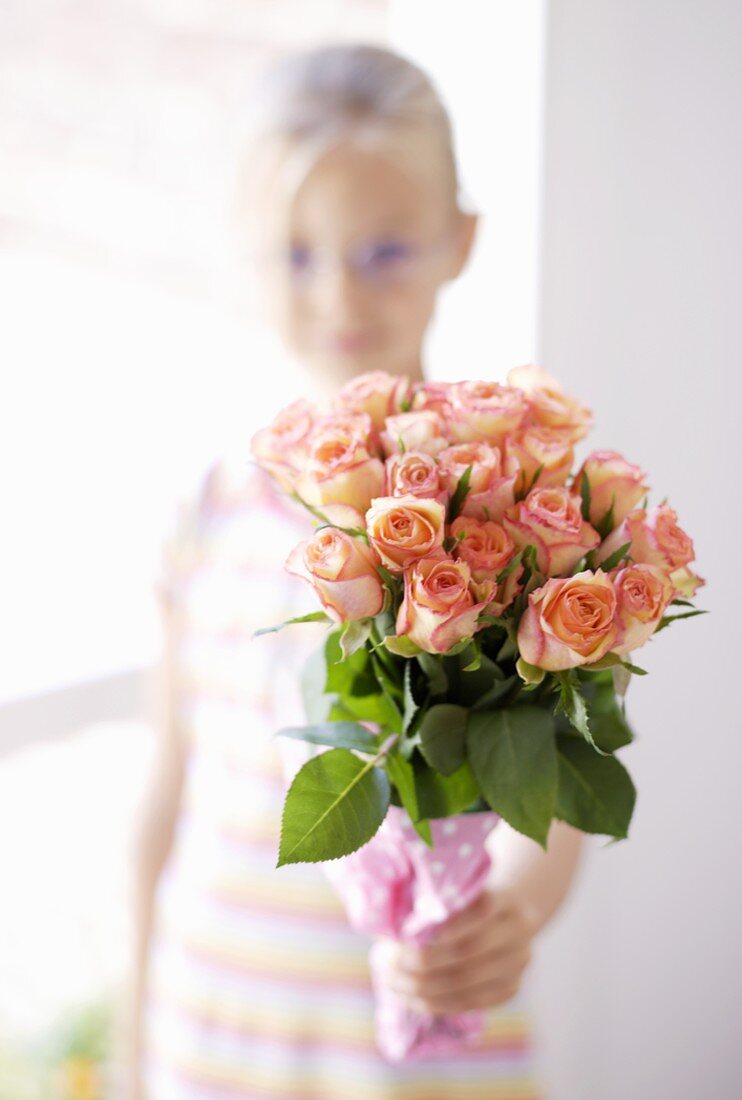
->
[428, 891, 496, 947]
[388, 943, 532, 1002]
[409, 973, 523, 1016]
[403, 908, 521, 974]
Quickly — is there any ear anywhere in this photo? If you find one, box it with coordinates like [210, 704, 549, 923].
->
[447, 210, 480, 281]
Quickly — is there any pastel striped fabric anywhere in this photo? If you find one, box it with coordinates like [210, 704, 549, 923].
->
[143, 458, 545, 1100]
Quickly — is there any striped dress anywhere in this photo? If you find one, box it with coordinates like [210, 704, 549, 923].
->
[143, 457, 545, 1100]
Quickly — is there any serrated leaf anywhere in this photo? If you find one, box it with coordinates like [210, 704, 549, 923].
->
[386, 752, 432, 845]
[418, 704, 468, 776]
[555, 735, 636, 839]
[655, 609, 708, 633]
[275, 721, 380, 753]
[253, 611, 331, 637]
[416, 652, 448, 697]
[599, 540, 632, 572]
[580, 470, 592, 523]
[448, 464, 473, 522]
[496, 550, 524, 584]
[466, 706, 558, 849]
[278, 748, 390, 865]
[414, 759, 480, 819]
[556, 671, 611, 757]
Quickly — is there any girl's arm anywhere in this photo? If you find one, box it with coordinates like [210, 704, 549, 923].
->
[115, 598, 188, 1100]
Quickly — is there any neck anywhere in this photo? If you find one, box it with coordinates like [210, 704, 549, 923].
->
[304, 353, 427, 404]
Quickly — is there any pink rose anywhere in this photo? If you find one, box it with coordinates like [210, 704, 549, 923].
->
[438, 442, 518, 522]
[250, 398, 318, 492]
[286, 528, 384, 623]
[505, 425, 574, 493]
[517, 569, 619, 670]
[598, 505, 704, 597]
[574, 450, 649, 528]
[380, 410, 449, 458]
[396, 552, 485, 654]
[333, 371, 411, 430]
[296, 414, 385, 522]
[507, 364, 592, 443]
[384, 451, 446, 504]
[365, 496, 446, 573]
[447, 381, 529, 444]
[503, 486, 600, 577]
[410, 381, 456, 418]
[611, 563, 674, 655]
[450, 516, 522, 613]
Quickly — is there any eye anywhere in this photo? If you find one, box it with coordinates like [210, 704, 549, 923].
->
[359, 238, 415, 274]
[288, 242, 312, 273]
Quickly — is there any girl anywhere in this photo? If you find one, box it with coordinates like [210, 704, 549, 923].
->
[121, 42, 585, 1100]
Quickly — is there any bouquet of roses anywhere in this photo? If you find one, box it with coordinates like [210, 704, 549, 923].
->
[251, 365, 705, 1060]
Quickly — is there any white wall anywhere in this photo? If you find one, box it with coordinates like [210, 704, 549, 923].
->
[533, 3, 742, 1098]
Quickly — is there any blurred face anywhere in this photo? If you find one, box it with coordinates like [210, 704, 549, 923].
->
[252, 142, 477, 393]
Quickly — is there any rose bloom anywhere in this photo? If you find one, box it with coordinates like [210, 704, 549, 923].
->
[250, 398, 318, 492]
[286, 528, 384, 623]
[611, 563, 674, 655]
[506, 363, 593, 443]
[518, 569, 619, 670]
[397, 551, 486, 654]
[380, 410, 449, 458]
[384, 451, 446, 504]
[573, 450, 649, 528]
[503, 486, 600, 576]
[598, 504, 704, 597]
[505, 424, 574, 492]
[450, 515, 523, 614]
[332, 370, 411, 431]
[365, 495, 446, 573]
[296, 414, 385, 522]
[447, 381, 529, 444]
[410, 380, 456, 418]
[438, 442, 519, 522]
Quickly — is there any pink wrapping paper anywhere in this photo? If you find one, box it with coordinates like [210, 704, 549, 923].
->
[322, 803, 501, 1062]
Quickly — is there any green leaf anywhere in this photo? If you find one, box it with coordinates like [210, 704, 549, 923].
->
[370, 653, 403, 732]
[275, 721, 380, 753]
[339, 619, 373, 659]
[579, 469, 592, 523]
[596, 497, 616, 540]
[253, 611, 331, 637]
[496, 634, 518, 661]
[671, 598, 696, 608]
[416, 652, 448, 697]
[278, 748, 390, 865]
[496, 550, 524, 584]
[466, 706, 558, 849]
[655, 609, 708, 633]
[555, 735, 636, 839]
[556, 672, 611, 757]
[384, 634, 423, 658]
[402, 662, 418, 735]
[418, 704, 468, 776]
[324, 632, 376, 696]
[599, 540, 632, 572]
[448, 464, 473, 522]
[386, 752, 432, 845]
[563, 670, 635, 751]
[301, 639, 337, 723]
[414, 760, 480, 819]
[470, 675, 518, 712]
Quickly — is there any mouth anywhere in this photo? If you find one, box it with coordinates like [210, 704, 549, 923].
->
[327, 331, 376, 354]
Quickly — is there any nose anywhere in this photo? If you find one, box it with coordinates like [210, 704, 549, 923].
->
[310, 259, 367, 317]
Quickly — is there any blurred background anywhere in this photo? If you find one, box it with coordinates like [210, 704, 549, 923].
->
[1, 1, 740, 1098]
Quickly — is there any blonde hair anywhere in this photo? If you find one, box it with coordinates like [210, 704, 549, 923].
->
[235, 43, 467, 241]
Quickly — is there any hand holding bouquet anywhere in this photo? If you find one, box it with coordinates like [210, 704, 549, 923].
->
[251, 365, 705, 1059]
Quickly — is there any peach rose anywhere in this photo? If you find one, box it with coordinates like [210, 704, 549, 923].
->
[438, 442, 519, 522]
[296, 414, 385, 521]
[384, 451, 446, 504]
[410, 381, 456, 418]
[517, 569, 619, 670]
[450, 515, 523, 613]
[380, 410, 449, 458]
[365, 495, 446, 573]
[503, 486, 600, 577]
[333, 370, 411, 430]
[507, 364, 592, 443]
[597, 504, 704, 597]
[611, 563, 674, 655]
[447, 381, 529, 444]
[396, 552, 486, 654]
[574, 450, 649, 529]
[286, 528, 384, 623]
[250, 398, 318, 492]
[505, 424, 574, 492]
